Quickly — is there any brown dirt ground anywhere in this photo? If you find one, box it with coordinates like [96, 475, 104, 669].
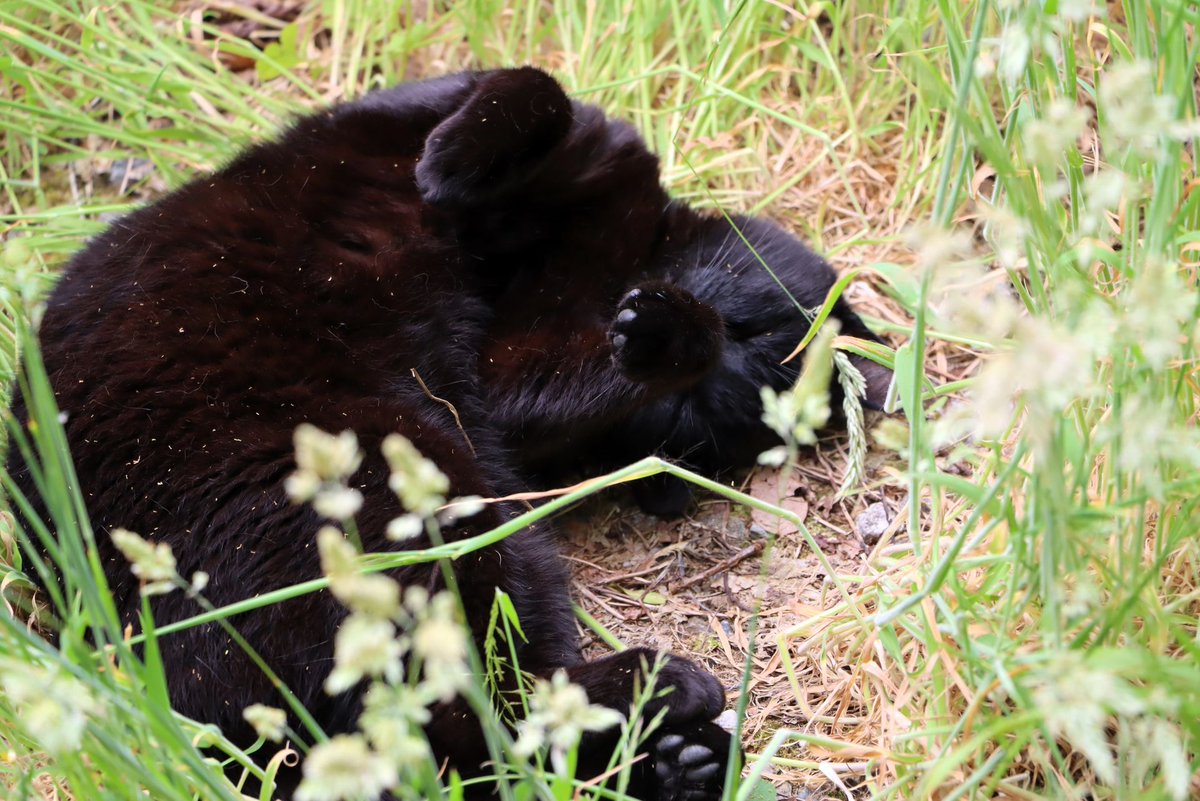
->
[561, 448, 900, 799]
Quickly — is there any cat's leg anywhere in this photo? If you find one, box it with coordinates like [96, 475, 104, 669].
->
[606, 281, 731, 516]
[419, 583, 736, 800]
[576, 719, 734, 801]
[414, 66, 668, 257]
[559, 647, 725, 724]
[477, 567, 735, 801]
[414, 67, 573, 208]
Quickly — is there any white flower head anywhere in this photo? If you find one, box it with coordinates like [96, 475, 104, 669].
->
[760, 321, 836, 455]
[403, 585, 429, 614]
[997, 24, 1031, 85]
[311, 486, 364, 522]
[1123, 257, 1195, 370]
[1167, 116, 1200, 142]
[288, 425, 364, 522]
[1129, 717, 1191, 801]
[363, 682, 432, 728]
[756, 445, 788, 467]
[324, 614, 404, 694]
[1028, 651, 1176, 793]
[319, 525, 403, 622]
[295, 734, 397, 801]
[317, 526, 358, 579]
[968, 315, 1097, 443]
[1022, 98, 1088, 169]
[284, 469, 322, 504]
[386, 513, 424, 542]
[1057, 0, 1104, 22]
[513, 670, 624, 770]
[412, 616, 467, 671]
[294, 425, 363, 483]
[334, 573, 402, 620]
[1078, 169, 1130, 236]
[381, 434, 449, 517]
[1107, 394, 1200, 500]
[905, 224, 974, 278]
[360, 684, 433, 770]
[437, 495, 485, 527]
[979, 204, 1029, 270]
[409, 592, 469, 701]
[929, 259, 1020, 344]
[243, 704, 287, 743]
[2, 661, 99, 756]
[110, 528, 177, 596]
[974, 47, 997, 79]
[1099, 60, 1176, 155]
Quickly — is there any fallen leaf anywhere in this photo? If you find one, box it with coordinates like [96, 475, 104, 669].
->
[747, 467, 809, 537]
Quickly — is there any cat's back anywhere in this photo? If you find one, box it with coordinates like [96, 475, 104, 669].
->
[26, 77, 499, 544]
[42, 80, 491, 412]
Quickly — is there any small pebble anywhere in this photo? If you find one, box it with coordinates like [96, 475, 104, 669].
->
[104, 158, 155, 191]
[856, 501, 891, 545]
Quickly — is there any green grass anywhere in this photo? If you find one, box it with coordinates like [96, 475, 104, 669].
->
[3, 0, 1200, 799]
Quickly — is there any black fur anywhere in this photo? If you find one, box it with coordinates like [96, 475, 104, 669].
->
[8, 67, 888, 799]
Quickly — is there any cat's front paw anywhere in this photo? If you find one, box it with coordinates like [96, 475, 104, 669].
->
[610, 282, 723, 390]
[651, 721, 736, 801]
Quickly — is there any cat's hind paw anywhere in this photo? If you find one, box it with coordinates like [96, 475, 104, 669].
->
[416, 67, 572, 208]
[610, 282, 723, 390]
[651, 721, 735, 801]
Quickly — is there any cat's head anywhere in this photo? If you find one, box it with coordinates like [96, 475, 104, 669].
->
[668, 210, 893, 412]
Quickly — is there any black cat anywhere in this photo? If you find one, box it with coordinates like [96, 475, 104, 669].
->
[8, 67, 888, 800]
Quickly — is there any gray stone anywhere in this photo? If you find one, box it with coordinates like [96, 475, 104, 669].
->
[856, 501, 891, 544]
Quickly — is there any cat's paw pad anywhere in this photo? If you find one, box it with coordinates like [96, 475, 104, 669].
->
[610, 282, 722, 388]
[651, 723, 733, 801]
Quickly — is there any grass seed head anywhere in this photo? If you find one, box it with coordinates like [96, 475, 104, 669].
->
[360, 684, 433, 771]
[110, 528, 177, 596]
[1, 660, 99, 757]
[1099, 60, 1178, 155]
[324, 615, 404, 695]
[243, 704, 287, 743]
[382, 434, 449, 517]
[513, 669, 624, 770]
[293, 425, 363, 483]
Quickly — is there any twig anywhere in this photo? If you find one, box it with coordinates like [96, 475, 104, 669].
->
[410, 367, 475, 455]
[673, 540, 765, 591]
[723, 572, 753, 612]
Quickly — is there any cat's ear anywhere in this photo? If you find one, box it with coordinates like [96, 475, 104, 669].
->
[416, 67, 572, 207]
[848, 354, 893, 411]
